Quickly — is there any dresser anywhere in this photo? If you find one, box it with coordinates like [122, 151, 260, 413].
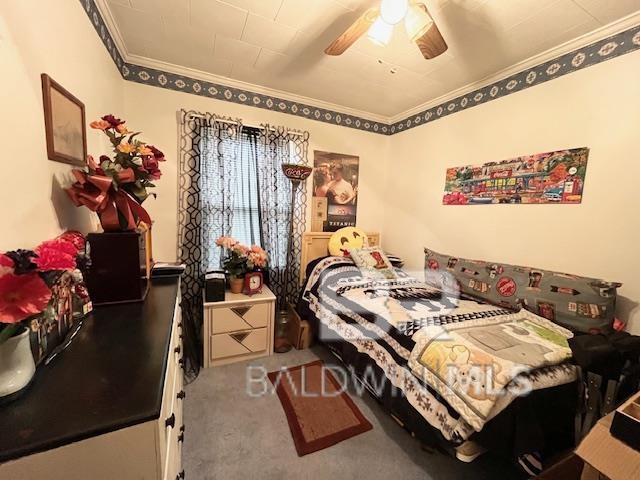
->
[203, 286, 276, 367]
[0, 277, 184, 480]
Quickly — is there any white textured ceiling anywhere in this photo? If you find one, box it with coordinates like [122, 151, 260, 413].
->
[103, 0, 640, 117]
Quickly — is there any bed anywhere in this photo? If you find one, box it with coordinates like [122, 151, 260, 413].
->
[296, 232, 580, 474]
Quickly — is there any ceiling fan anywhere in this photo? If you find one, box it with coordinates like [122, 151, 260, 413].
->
[325, 0, 447, 60]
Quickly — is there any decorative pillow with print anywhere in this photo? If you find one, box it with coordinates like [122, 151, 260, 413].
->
[424, 247, 621, 334]
[351, 247, 397, 280]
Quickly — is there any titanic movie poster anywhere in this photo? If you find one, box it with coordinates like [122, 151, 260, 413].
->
[312, 150, 359, 232]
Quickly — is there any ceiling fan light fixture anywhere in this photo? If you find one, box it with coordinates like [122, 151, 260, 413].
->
[380, 0, 409, 25]
[405, 3, 434, 41]
[367, 17, 394, 47]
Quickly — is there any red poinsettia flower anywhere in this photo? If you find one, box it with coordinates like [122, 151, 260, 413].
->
[0, 254, 14, 276]
[34, 239, 78, 271]
[0, 273, 52, 323]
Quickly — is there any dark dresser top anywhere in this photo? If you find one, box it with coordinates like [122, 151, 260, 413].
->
[0, 276, 180, 463]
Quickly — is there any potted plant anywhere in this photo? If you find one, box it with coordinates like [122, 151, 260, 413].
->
[0, 232, 88, 402]
[65, 115, 166, 304]
[215, 237, 268, 294]
[67, 114, 165, 231]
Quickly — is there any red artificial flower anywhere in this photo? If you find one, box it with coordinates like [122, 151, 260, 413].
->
[34, 239, 78, 271]
[0, 273, 52, 324]
[148, 145, 165, 161]
[101, 114, 125, 128]
[59, 231, 86, 251]
[142, 156, 162, 180]
[0, 254, 14, 276]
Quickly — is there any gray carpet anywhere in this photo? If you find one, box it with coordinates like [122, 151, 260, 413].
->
[183, 346, 525, 480]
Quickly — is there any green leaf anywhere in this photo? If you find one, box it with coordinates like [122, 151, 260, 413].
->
[0, 324, 21, 345]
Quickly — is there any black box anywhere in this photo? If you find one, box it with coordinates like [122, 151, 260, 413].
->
[610, 393, 640, 451]
[205, 271, 226, 302]
[86, 232, 149, 305]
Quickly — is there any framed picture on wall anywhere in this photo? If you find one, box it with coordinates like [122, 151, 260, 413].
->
[41, 73, 87, 166]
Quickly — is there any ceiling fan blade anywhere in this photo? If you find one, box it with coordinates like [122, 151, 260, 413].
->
[414, 4, 448, 59]
[325, 8, 379, 56]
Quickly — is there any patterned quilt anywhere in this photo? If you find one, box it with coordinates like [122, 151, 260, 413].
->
[301, 257, 577, 443]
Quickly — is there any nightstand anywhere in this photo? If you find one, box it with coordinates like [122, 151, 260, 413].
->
[203, 286, 276, 367]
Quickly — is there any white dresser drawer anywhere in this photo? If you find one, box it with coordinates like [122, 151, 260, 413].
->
[209, 302, 270, 334]
[158, 306, 183, 475]
[210, 327, 268, 361]
[162, 366, 184, 480]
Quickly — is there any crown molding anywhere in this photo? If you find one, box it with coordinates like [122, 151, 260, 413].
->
[86, 0, 639, 136]
[94, 0, 389, 125]
[127, 54, 391, 124]
[389, 11, 640, 124]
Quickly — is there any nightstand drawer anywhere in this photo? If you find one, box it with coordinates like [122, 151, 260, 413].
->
[210, 327, 268, 361]
[209, 302, 270, 334]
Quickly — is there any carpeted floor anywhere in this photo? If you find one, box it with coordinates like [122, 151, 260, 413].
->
[183, 346, 526, 480]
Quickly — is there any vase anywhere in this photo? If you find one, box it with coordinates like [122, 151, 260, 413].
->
[229, 276, 244, 294]
[0, 329, 36, 403]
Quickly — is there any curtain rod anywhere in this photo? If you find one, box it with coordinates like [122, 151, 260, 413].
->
[187, 113, 304, 137]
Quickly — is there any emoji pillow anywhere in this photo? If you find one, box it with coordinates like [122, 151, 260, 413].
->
[328, 227, 368, 257]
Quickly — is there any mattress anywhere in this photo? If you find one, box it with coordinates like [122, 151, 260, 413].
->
[298, 256, 580, 461]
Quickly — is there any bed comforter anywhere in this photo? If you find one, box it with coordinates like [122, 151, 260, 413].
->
[301, 256, 577, 444]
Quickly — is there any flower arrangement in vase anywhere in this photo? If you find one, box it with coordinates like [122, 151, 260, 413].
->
[215, 237, 268, 294]
[66, 114, 165, 231]
[0, 232, 91, 401]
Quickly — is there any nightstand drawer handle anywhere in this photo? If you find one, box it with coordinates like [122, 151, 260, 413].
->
[176, 471, 185, 480]
[174, 345, 181, 355]
[178, 358, 185, 368]
[178, 432, 185, 443]
[165, 413, 176, 429]
[231, 306, 252, 318]
[177, 390, 186, 400]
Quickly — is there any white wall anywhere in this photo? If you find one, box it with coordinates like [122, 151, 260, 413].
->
[384, 51, 640, 334]
[122, 81, 390, 263]
[1, 1, 637, 333]
[0, 1, 122, 251]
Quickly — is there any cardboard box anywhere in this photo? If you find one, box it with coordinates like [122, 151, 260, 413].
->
[576, 411, 640, 480]
[286, 303, 313, 350]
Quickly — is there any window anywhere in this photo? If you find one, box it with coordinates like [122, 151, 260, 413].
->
[229, 128, 261, 247]
[201, 126, 264, 270]
[201, 124, 303, 272]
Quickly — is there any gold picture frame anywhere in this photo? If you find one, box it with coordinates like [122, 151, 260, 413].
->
[41, 73, 87, 166]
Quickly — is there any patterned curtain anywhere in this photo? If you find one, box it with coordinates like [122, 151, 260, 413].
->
[258, 125, 310, 310]
[177, 110, 243, 372]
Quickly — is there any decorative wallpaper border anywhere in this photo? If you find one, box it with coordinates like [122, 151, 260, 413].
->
[123, 63, 390, 135]
[389, 25, 640, 134]
[80, 0, 640, 137]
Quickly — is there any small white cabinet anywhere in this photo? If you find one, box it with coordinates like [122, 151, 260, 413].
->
[203, 287, 276, 367]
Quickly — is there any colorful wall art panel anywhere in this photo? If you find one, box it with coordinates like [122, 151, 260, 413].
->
[443, 147, 589, 205]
